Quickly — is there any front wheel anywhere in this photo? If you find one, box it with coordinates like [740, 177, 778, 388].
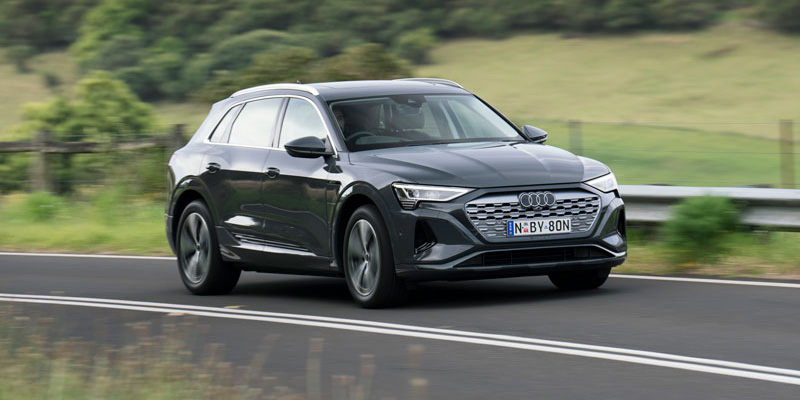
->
[548, 268, 611, 291]
[343, 205, 406, 308]
[176, 200, 240, 295]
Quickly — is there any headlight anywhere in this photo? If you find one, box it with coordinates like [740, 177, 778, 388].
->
[392, 183, 473, 210]
[585, 172, 618, 193]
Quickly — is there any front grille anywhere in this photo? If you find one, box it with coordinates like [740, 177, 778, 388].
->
[456, 246, 613, 268]
[465, 190, 600, 241]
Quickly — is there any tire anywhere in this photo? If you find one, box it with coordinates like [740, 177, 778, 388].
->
[343, 205, 406, 308]
[548, 267, 611, 291]
[176, 200, 240, 295]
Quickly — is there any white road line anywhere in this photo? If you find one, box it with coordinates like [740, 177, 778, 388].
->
[0, 252, 175, 261]
[611, 274, 800, 289]
[2, 252, 799, 288]
[1, 293, 799, 386]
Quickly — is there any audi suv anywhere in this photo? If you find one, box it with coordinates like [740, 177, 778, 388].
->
[166, 78, 627, 307]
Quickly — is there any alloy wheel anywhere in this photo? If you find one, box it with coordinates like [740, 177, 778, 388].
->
[179, 212, 211, 284]
[346, 219, 380, 296]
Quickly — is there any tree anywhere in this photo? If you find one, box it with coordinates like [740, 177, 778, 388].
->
[194, 47, 319, 102]
[758, 0, 800, 32]
[651, 0, 718, 29]
[11, 71, 156, 193]
[603, 0, 652, 30]
[315, 43, 412, 82]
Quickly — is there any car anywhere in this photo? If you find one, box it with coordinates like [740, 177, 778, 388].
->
[165, 78, 627, 307]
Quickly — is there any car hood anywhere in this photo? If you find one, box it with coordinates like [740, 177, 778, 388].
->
[349, 142, 608, 188]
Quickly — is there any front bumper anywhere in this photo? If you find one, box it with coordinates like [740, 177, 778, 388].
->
[385, 183, 627, 281]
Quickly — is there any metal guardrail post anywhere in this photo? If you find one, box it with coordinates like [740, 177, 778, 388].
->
[780, 119, 794, 189]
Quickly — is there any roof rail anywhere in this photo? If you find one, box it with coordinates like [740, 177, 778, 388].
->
[394, 78, 464, 89]
[230, 83, 319, 98]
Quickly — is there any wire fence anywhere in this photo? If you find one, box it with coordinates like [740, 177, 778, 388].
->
[528, 119, 797, 188]
[0, 120, 797, 193]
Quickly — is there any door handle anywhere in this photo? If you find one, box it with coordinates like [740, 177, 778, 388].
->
[206, 162, 221, 173]
[265, 167, 280, 179]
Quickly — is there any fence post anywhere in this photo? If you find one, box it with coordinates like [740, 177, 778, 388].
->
[568, 119, 583, 156]
[780, 120, 794, 189]
[169, 124, 186, 154]
[30, 130, 54, 193]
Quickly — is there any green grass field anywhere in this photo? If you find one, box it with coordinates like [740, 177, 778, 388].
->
[418, 23, 800, 136]
[0, 193, 170, 255]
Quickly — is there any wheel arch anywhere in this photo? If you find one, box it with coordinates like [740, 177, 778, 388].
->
[331, 184, 396, 274]
[169, 179, 214, 246]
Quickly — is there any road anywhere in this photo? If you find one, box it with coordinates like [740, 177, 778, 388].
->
[1, 253, 798, 399]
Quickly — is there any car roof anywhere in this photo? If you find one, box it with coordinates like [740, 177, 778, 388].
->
[228, 79, 472, 102]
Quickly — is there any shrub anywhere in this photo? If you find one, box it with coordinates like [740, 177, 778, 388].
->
[662, 195, 740, 265]
[23, 191, 63, 222]
[394, 28, 437, 64]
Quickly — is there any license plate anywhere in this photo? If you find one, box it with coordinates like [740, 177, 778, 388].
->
[506, 217, 572, 237]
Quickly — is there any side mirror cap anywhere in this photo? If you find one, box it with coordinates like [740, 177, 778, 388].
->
[284, 136, 333, 158]
[521, 125, 548, 144]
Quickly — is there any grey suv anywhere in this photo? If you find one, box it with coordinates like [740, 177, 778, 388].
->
[166, 78, 626, 307]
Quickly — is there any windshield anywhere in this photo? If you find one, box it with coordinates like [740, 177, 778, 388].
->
[329, 94, 522, 151]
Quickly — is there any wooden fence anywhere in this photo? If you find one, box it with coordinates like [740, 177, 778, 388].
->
[0, 125, 186, 192]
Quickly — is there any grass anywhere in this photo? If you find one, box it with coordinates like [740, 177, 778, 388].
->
[1, 191, 797, 279]
[0, 50, 79, 137]
[535, 119, 800, 187]
[618, 229, 800, 279]
[0, 193, 170, 255]
[0, 305, 428, 400]
[418, 23, 800, 137]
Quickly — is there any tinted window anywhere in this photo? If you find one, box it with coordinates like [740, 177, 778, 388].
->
[228, 98, 283, 147]
[330, 95, 521, 151]
[208, 105, 241, 143]
[279, 98, 328, 148]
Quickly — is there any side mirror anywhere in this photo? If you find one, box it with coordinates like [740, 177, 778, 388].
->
[521, 125, 548, 144]
[284, 136, 333, 158]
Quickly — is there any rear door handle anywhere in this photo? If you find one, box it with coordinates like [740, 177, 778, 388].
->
[265, 167, 280, 179]
[206, 162, 221, 173]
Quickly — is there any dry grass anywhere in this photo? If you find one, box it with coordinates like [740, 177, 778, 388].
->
[0, 305, 429, 400]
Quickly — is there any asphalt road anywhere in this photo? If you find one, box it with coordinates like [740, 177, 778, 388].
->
[1, 253, 798, 399]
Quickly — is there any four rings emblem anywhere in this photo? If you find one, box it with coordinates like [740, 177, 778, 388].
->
[518, 191, 556, 210]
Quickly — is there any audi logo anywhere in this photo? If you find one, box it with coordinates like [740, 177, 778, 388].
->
[518, 191, 556, 210]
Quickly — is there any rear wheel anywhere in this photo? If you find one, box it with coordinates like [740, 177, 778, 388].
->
[176, 200, 240, 295]
[343, 205, 406, 308]
[548, 268, 611, 291]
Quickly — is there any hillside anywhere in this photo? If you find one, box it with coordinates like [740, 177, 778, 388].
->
[419, 23, 800, 138]
[2, 23, 799, 187]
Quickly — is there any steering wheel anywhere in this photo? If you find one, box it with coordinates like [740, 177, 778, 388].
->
[347, 131, 377, 142]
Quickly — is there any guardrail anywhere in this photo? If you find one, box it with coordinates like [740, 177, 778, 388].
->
[620, 185, 800, 231]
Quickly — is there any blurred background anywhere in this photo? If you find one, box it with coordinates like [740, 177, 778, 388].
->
[0, 0, 798, 275]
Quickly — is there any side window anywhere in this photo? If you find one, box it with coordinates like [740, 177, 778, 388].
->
[208, 105, 241, 143]
[279, 98, 328, 148]
[228, 98, 283, 147]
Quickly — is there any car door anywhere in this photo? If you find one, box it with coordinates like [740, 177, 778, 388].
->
[202, 97, 284, 259]
[260, 97, 337, 270]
